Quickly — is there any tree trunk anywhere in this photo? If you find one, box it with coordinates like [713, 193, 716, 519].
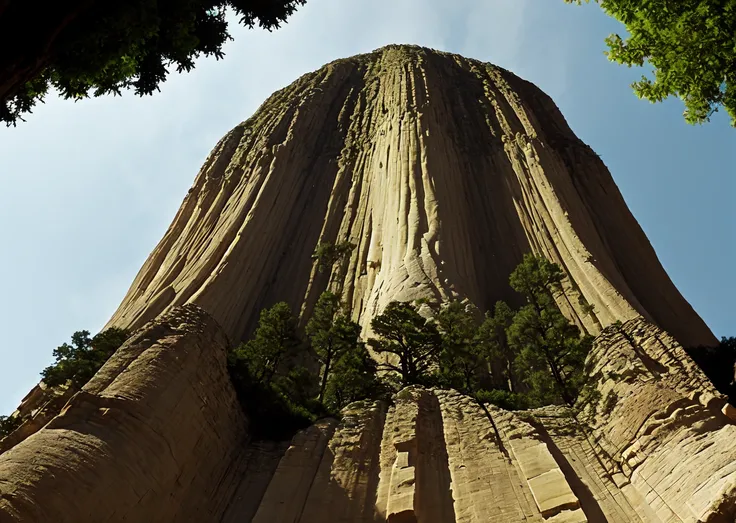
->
[318, 354, 332, 403]
[547, 358, 572, 406]
[401, 355, 411, 385]
[506, 359, 515, 393]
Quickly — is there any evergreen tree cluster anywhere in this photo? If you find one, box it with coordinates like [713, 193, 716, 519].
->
[3, 249, 596, 443]
[368, 254, 594, 409]
[226, 253, 595, 441]
[226, 293, 385, 440]
[41, 327, 130, 388]
[12, 244, 734, 446]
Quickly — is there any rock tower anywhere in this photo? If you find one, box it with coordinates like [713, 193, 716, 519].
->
[1, 46, 732, 523]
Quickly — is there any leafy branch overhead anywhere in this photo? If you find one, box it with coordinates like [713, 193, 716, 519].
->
[568, 0, 736, 126]
[0, 0, 305, 125]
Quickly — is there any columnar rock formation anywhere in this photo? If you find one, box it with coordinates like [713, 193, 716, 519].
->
[2, 307, 733, 522]
[0, 45, 729, 522]
[0, 306, 248, 523]
[104, 45, 714, 348]
[243, 318, 736, 523]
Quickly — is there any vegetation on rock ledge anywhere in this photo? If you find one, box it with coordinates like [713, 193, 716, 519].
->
[365, 254, 594, 409]
[41, 328, 130, 388]
[686, 336, 736, 403]
[3, 253, 598, 444]
[227, 296, 385, 440]
[224, 253, 593, 441]
[0, 415, 22, 440]
[0, 327, 130, 440]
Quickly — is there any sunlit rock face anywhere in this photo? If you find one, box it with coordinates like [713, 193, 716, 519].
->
[0, 46, 729, 523]
[104, 44, 715, 349]
[244, 318, 736, 523]
[1, 309, 734, 522]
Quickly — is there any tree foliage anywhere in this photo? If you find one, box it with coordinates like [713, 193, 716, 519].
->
[368, 301, 443, 386]
[230, 302, 300, 387]
[0, 327, 128, 438]
[0, 0, 305, 125]
[323, 343, 385, 412]
[227, 297, 388, 439]
[568, 0, 736, 126]
[476, 301, 516, 392]
[0, 415, 22, 439]
[306, 291, 361, 402]
[311, 241, 356, 274]
[362, 256, 593, 410]
[41, 327, 130, 388]
[507, 254, 593, 406]
[435, 301, 484, 394]
[686, 336, 736, 403]
[227, 302, 319, 440]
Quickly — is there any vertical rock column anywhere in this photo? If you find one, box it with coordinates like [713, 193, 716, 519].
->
[377, 390, 422, 522]
[0, 305, 247, 523]
[574, 318, 736, 522]
[249, 400, 386, 523]
[104, 45, 717, 350]
[376, 388, 456, 523]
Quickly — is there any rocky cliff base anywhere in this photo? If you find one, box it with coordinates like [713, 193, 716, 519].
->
[0, 306, 733, 522]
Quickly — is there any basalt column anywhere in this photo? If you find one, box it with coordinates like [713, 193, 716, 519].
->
[106, 44, 715, 351]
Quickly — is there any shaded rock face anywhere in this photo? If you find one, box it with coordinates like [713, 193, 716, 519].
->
[0, 305, 249, 523]
[2, 309, 734, 522]
[104, 44, 714, 348]
[1, 46, 728, 523]
[248, 319, 736, 522]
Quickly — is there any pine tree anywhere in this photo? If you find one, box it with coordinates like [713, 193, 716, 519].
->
[306, 291, 362, 402]
[324, 344, 384, 412]
[227, 302, 315, 440]
[435, 301, 483, 394]
[311, 241, 356, 274]
[368, 301, 442, 386]
[41, 327, 129, 388]
[506, 254, 593, 406]
[230, 302, 299, 387]
[476, 301, 516, 392]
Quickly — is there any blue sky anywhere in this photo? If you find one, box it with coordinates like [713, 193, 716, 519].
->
[0, 0, 733, 415]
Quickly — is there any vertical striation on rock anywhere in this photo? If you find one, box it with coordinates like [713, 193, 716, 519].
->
[238, 318, 736, 522]
[0, 305, 248, 523]
[1, 45, 729, 523]
[0, 308, 733, 521]
[103, 45, 715, 348]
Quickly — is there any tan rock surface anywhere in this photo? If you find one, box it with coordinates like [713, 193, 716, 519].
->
[0, 46, 730, 523]
[104, 45, 715, 349]
[0, 308, 732, 522]
[0, 305, 248, 523]
[247, 320, 735, 522]
[0, 383, 75, 454]
[561, 318, 736, 522]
